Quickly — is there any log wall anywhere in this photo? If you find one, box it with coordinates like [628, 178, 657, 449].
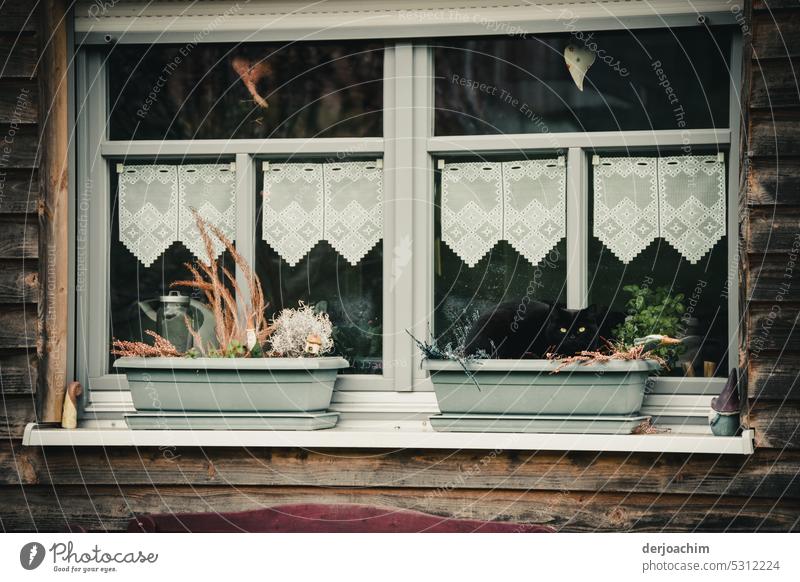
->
[2, 0, 799, 533]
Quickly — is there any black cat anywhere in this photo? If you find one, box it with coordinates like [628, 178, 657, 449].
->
[463, 301, 618, 359]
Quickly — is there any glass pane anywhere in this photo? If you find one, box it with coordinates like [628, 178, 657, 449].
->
[255, 162, 383, 375]
[109, 163, 236, 372]
[435, 27, 731, 135]
[108, 41, 383, 140]
[588, 154, 729, 378]
[434, 156, 568, 356]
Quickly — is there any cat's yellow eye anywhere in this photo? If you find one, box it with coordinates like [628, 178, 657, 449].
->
[578, 326, 586, 333]
[559, 327, 567, 333]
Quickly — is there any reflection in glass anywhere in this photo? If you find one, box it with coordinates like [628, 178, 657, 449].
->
[433, 159, 567, 346]
[109, 166, 236, 372]
[435, 27, 731, 135]
[109, 42, 383, 140]
[255, 169, 383, 375]
[588, 159, 729, 378]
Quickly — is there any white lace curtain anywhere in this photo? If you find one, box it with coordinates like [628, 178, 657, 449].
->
[119, 163, 236, 266]
[441, 159, 566, 267]
[593, 155, 726, 264]
[262, 161, 383, 266]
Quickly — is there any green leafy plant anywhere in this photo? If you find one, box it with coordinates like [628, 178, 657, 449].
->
[613, 285, 685, 361]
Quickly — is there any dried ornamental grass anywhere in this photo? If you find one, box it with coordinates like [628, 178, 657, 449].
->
[269, 303, 334, 357]
[171, 210, 271, 356]
[111, 331, 182, 358]
[546, 340, 667, 373]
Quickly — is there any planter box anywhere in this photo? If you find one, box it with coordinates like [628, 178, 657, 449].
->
[423, 359, 660, 415]
[114, 357, 349, 413]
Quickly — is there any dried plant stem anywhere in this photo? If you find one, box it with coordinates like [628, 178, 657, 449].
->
[171, 211, 271, 354]
[112, 330, 181, 358]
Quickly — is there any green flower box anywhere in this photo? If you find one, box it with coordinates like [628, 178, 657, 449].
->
[114, 356, 349, 413]
[423, 359, 660, 416]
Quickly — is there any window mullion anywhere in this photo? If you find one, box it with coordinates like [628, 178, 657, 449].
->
[566, 147, 588, 309]
[387, 41, 415, 391]
[412, 44, 434, 389]
[235, 153, 256, 326]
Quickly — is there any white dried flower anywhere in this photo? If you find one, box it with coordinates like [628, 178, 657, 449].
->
[269, 303, 334, 357]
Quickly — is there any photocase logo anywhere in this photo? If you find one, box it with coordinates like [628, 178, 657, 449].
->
[20, 542, 46, 570]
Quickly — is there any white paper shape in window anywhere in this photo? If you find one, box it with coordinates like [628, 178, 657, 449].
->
[658, 155, 726, 264]
[593, 157, 659, 263]
[441, 162, 503, 267]
[262, 163, 324, 266]
[118, 164, 179, 267]
[178, 164, 237, 261]
[323, 161, 383, 266]
[502, 159, 566, 266]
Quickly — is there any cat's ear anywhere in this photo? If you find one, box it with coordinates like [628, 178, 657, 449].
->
[585, 304, 598, 314]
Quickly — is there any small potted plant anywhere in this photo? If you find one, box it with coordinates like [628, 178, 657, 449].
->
[112, 214, 348, 430]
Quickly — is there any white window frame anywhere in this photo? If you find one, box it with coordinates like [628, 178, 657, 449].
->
[73, 25, 742, 423]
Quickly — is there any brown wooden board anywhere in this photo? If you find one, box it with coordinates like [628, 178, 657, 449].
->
[752, 11, 800, 59]
[0, 445, 797, 499]
[749, 110, 800, 158]
[749, 352, 800, 400]
[0, 395, 35, 439]
[0, 351, 37, 394]
[0, 79, 36, 123]
[748, 303, 800, 352]
[0, 34, 37, 79]
[0, 125, 39, 167]
[747, 157, 800, 206]
[0, 217, 37, 259]
[0, 305, 37, 350]
[1, 485, 798, 532]
[0, 170, 38, 214]
[0, 259, 38, 303]
[0, 4, 37, 32]
[747, 254, 800, 302]
[746, 206, 800, 254]
[749, 400, 800, 449]
[751, 59, 800, 109]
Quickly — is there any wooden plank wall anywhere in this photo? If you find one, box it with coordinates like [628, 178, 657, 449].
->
[2, 0, 800, 533]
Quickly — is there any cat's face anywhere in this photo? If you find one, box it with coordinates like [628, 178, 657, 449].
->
[545, 306, 599, 355]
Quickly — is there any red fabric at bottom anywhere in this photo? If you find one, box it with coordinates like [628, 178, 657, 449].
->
[128, 503, 554, 533]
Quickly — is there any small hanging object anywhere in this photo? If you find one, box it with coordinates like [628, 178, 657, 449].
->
[305, 333, 323, 355]
[564, 44, 596, 91]
[231, 56, 271, 109]
[61, 382, 83, 430]
[709, 369, 741, 437]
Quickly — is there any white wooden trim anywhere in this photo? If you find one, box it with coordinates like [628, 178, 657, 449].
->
[101, 138, 384, 157]
[411, 44, 435, 387]
[23, 422, 755, 455]
[74, 0, 738, 44]
[389, 42, 416, 391]
[427, 130, 731, 154]
[566, 147, 588, 309]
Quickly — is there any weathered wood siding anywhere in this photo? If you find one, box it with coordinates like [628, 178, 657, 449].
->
[2, 1, 799, 533]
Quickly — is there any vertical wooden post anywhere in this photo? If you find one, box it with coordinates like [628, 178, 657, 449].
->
[38, 0, 69, 423]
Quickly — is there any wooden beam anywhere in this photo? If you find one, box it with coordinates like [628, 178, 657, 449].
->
[1, 485, 798, 532]
[1, 445, 798, 499]
[37, 0, 69, 423]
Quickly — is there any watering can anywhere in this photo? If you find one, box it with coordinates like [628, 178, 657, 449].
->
[138, 291, 217, 352]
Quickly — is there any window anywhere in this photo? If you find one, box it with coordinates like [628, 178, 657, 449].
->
[75, 19, 741, 416]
